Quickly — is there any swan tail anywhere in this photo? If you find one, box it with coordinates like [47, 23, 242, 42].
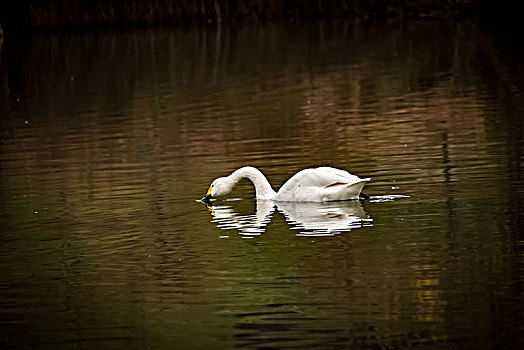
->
[344, 180, 369, 200]
[322, 179, 369, 201]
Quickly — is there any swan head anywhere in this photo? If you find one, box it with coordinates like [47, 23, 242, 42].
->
[202, 177, 233, 201]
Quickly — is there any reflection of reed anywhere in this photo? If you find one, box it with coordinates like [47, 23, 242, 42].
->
[0, 20, 520, 202]
[4, 1, 481, 28]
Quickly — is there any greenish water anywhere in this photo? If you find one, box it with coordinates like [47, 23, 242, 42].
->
[1, 20, 523, 349]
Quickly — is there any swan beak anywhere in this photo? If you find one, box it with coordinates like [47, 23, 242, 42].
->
[201, 185, 213, 202]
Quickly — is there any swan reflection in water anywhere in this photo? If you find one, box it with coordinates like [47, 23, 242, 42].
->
[206, 199, 373, 237]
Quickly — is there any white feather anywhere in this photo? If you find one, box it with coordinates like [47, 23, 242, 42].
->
[206, 166, 369, 202]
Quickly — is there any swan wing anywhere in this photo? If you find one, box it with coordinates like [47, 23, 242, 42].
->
[315, 167, 364, 184]
[275, 167, 369, 202]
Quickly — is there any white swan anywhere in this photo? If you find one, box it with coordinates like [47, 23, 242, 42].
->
[202, 166, 370, 202]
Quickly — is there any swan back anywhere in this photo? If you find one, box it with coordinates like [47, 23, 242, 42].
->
[274, 167, 369, 202]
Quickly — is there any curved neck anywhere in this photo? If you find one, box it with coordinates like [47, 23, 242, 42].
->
[229, 167, 276, 200]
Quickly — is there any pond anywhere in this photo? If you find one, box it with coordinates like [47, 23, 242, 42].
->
[1, 20, 523, 349]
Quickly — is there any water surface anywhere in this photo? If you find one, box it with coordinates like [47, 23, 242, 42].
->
[1, 20, 523, 349]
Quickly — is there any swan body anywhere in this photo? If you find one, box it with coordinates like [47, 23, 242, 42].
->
[204, 166, 370, 202]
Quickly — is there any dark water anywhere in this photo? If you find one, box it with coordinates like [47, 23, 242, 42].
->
[1, 20, 523, 349]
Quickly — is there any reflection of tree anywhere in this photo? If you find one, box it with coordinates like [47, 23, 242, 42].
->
[0, 25, 3, 68]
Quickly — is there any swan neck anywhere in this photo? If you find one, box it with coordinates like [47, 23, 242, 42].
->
[229, 167, 276, 200]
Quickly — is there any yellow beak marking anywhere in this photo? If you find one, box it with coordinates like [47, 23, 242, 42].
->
[206, 185, 213, 196]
